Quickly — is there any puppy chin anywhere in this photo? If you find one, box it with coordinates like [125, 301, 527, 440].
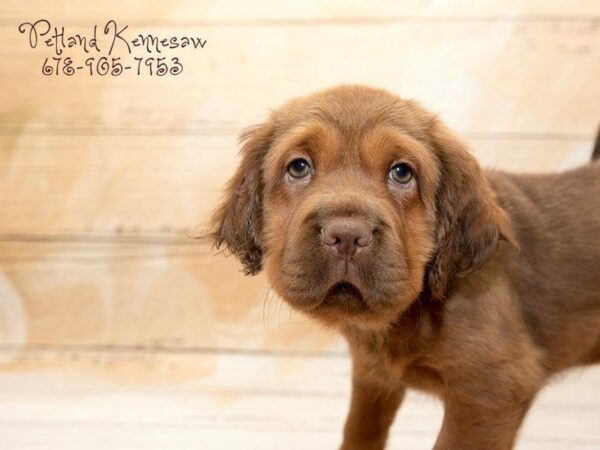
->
[319, 283, 417, 328]
[268, 265, 417, 329]
[264, 231, 421, 328]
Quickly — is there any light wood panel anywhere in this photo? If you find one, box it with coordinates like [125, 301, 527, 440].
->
[3, 21, 599, 135]
[0, 351, 598, 450]
[0, 134, 594, 237]
[0, 240, 341, 353]
[3, 0, 599, 22]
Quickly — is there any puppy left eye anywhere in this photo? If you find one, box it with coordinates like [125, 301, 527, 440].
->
[388, 163, 413, 184]
[287, 158, 312, 179]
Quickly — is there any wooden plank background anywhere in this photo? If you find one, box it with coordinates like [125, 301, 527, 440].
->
[0, 1, 599, 448]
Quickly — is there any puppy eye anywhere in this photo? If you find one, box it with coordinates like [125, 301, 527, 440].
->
[287, 158, 311, 179]
[388, 163, 413, 184]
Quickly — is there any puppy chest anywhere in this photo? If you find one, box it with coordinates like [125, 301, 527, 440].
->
[400, 363, 445, 395]
[358, 346, 445, 396]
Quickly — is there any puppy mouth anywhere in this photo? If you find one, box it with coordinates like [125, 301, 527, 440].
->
[328, 281, 363, 298]
[321, 281, 367, 311]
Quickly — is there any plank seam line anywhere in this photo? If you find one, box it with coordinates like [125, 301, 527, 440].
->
[1, 15, 599, 28]
[0, 343, 348, 359]
[0, 233, 199, 245]
[0, 128, 594, 140]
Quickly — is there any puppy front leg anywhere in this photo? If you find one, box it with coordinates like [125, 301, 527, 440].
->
[340, 378, 405, 450]
[433, 399, 533, 450]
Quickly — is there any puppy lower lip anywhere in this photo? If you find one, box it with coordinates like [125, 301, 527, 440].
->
[327, 281, 363, 299]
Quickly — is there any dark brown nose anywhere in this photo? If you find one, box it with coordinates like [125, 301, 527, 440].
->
[321, 218, 373, 258]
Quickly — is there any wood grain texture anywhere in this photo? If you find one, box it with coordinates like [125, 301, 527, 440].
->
[0, 351, 598, 450]
[0, 134, 593, 237]
[3, 0, 600, 22]
[3, 21, 599, 136]
[0, 240, 341, 354]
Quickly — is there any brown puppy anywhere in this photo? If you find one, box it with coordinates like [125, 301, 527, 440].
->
[209, 85, 600, 450]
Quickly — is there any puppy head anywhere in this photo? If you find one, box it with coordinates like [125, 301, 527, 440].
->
[210, 85, 514, 328]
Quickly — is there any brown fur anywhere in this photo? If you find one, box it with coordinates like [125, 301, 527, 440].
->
[209, 85, 600, 449]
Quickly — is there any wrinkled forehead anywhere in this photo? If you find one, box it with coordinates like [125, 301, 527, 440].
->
[265, 111, 438, 181]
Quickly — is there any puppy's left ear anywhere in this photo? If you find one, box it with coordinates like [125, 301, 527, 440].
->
[427, 120, 517, 299]
[209, 120, 275, 275]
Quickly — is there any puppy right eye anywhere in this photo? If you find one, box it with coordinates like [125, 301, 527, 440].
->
[287, 158, 312, 179]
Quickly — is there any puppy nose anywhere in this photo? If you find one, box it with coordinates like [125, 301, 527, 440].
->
[321, 218, 373, 258]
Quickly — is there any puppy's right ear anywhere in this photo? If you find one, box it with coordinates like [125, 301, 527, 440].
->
[209, 121, 274, 275]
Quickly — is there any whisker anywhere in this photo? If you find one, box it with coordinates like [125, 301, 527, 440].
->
[262, 285, 269, 332]
[277, 293, 285, 329]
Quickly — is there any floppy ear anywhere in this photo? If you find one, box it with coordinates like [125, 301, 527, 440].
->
[426, 120, 517, 299]
[209, 121, 274, 275]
